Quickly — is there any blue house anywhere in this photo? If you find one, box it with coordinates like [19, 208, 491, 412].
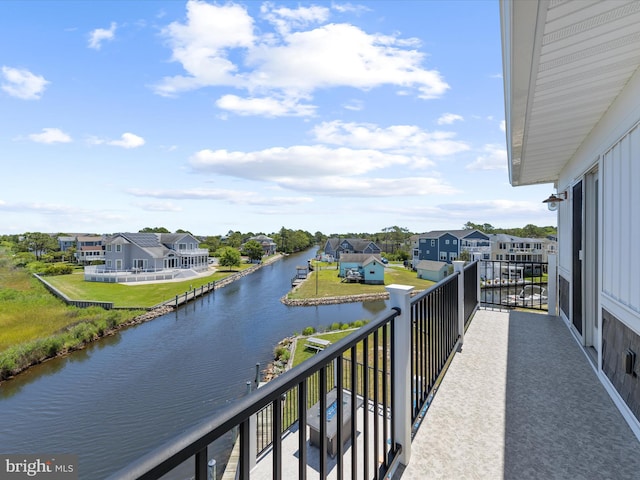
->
[412, 229, 490, 267]
[338, 254, 385, 285]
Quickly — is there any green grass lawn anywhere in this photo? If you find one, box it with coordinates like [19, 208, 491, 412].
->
[288, 262, 435, 300]
[45, 265, 253, 308]
[0, 262, 143, 353]
[292, 331, 355, 367]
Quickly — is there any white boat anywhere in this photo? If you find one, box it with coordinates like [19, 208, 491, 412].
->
[502, 285, 547, 307]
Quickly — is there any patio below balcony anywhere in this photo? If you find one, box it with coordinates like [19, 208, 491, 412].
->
[395, 308, 640, 479]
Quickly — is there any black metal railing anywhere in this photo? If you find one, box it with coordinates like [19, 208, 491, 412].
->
[479, 260, 548, 311]
[464, 261, 479, 326]
[107, 308, 401, 480]
[410, 273, 460, 425]
[107, 265, 480, 480]
[255, 355, 393, 457]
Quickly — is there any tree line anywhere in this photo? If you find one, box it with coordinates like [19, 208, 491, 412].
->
[0, 221, 557, 272]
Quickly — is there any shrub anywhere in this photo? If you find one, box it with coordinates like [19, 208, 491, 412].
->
[42, 264, 73, 276]
[302, 326, 315, 336]
[330, 322, 341, 331]
[352, 320, 364, 328]
[274, 345, 291, 363]
[340, 323, 350, 330]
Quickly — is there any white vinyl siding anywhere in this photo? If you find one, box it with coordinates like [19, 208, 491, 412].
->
[602, 124, 640, 314]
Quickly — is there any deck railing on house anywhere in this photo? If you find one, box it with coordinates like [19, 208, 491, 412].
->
[464, 261, 479, 326]
[107, 265, 479, 480]
[410, 270, 459, 426]
[479, 260, 548, 311]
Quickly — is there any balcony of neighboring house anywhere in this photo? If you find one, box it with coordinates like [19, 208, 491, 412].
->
[178, 248, 210, 257]
[75, 246, 105, 264]
[106, 260, 640, 480]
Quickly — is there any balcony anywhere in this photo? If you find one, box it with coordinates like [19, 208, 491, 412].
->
[178, 248, 210, 256]
[394, 308, 640, 478]
[107, 261, 640, 480]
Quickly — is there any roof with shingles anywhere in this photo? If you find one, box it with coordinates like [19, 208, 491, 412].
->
[416, 260, 448, 271]
[326, 238, 379, 251]
[339, 253, 383, 265]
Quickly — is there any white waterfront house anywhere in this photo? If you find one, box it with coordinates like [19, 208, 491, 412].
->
[85, 232, 209, 283]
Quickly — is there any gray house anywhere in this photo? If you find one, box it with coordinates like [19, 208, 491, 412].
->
[102, 232, 208, 273]
[324, 238, 381, 259]
[245, 235, 277, 256]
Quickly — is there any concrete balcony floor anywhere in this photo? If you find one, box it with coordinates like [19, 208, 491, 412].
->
[395, 309, 640, 479]
[249, 309, 640, 479]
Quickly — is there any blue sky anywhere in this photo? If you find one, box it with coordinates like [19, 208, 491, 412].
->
[0, 0, 557, 236]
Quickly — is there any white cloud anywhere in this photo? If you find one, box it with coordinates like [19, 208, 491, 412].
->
[243, 23, 447, 98]
[88, 132, 145, 148]
[189, 145, 423, 180]
[1, 66, 49, 100]
[275, 176, 457, 197]
[136, 202, 183, 212]
[154, 1, 255, 97]
[437, 199, 548, 220]
[466, 144, 507, 171]
[343, 99, 363, 111]
[331, 3, 371, 14]
[110, 133, 145, 149]
[88, 22, 117, 50]
[500, 120, 506, 133]
[154, 1, 449, 111]
[261, 2, 330, 35]
[437, 113, 463, 125]
[378, 198, 550, 227]
[127, 187, 314, 206]
[28, 128, 72, 144]
[312, 121, 469, 156]
[216, 94, 316, 117]
[0, 200, 86, 215]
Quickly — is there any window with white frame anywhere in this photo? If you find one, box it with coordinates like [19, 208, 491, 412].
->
[115, 244, 121, 253]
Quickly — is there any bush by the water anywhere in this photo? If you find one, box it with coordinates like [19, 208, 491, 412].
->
[0, 309, 139, 382]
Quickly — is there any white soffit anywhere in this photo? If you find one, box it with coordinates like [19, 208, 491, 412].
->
[505, 0, 640, 186]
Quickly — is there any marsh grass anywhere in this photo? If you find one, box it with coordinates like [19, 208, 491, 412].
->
[0, 258, 145, 380]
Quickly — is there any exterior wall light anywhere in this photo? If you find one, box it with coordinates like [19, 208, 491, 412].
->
[542, 191, 567, 211]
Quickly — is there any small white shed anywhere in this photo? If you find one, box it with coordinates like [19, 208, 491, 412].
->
[416, 260, 448, 282]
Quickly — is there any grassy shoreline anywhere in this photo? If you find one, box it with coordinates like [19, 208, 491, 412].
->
[0, 255, 282, 383]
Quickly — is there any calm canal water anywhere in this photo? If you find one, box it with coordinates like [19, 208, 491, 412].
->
[0, 248, 387, 479]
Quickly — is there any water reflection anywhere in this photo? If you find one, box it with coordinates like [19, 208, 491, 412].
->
[0, 248, 388, 479]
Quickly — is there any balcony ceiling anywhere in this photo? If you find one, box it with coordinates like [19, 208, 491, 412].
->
[502, 0, 640, 186]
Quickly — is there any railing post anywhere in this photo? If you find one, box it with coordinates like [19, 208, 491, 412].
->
[453, 261, 465, 346]
[386, 284, 414, 467]
[477, 260, 481, 307]
[246, 381, 258, 472]
[547, 253, 558, 316]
